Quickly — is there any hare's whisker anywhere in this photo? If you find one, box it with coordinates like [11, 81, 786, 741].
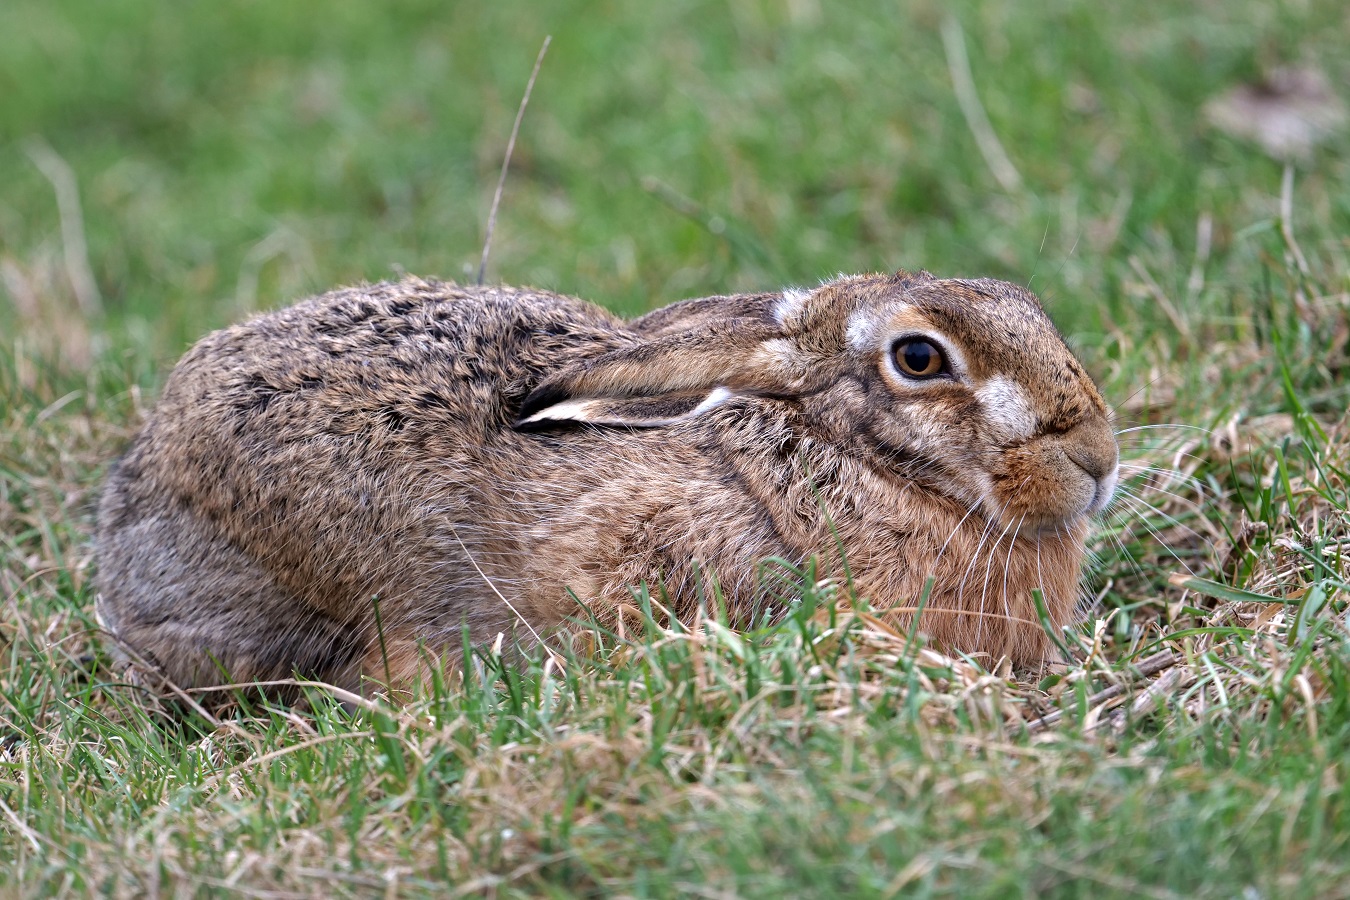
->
[1108, 494, 1208, 576]
[932, 498, 984, 576]
[960, 501, 1006, 648]
[1001, 512, 1028, 643]
[1113, 487, 1218, 544]
[1114, 423, 1218, 438]
[446, 523, 558, 659]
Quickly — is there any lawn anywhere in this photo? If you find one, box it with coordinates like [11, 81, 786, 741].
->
[2, 0, 1349, 896]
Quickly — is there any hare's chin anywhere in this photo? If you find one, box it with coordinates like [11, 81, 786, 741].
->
[981, 497, 1096, 539]
[1087, 465, 1120, 515]
[1010, 515, 1093, 541]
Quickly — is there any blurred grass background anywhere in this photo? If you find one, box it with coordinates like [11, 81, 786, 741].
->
[3, 0, 1345, 371]
[3, 1, 1350, 895]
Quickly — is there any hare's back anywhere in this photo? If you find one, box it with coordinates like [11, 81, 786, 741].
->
[95, 280, 635, 684]
[111, 279, 634, 530]
[168, 280, 629, 433]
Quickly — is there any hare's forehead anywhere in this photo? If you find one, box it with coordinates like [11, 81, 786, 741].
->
[844, 304, 934, 350]
[845, 300, 1059, 359]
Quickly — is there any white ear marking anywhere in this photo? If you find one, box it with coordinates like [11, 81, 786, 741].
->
[774, 287, 809, 325]
[518, 397, 600, 425]
[976, 376, 1036, 440]
[689, 386, 734, 416]
[518, 386, 736, 428]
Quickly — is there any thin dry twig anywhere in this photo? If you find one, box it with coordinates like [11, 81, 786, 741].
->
[1037, 854, 1183, 900]
[1126, 666, 1187, 719]
[1025, 650, 1180, 733]
[196, 731, 377, 793]
[478, 35, 552, 285]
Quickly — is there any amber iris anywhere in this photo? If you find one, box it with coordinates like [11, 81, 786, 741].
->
[893, 339, 947, 378]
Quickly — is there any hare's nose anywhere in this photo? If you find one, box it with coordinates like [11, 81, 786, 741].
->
[1063, 422, 1119, 514]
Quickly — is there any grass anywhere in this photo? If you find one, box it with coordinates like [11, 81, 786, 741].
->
[2, 0, 1350, 895]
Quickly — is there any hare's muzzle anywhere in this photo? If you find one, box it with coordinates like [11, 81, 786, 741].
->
[1065, 427, 1120, 516]
[990, 418, 1119, 534]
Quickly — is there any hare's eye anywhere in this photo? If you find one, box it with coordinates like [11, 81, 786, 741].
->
[892, 339, 948, 379]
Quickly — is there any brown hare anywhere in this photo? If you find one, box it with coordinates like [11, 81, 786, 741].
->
[95, 271, 1118, 693]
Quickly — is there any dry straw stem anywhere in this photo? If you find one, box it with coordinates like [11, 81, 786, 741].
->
[1024, 650, 1180, 733]
[478, 35, 552, 286]
[1280, 164, 1311, 277]
[23, 139, 102, 317]
[941, 16, 1023, 194]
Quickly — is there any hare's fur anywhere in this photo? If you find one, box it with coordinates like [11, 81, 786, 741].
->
[96, 272, 1118, 692]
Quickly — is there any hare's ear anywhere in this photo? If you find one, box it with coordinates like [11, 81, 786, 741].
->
[630, 291, 783, 337]
[514, 292, 797, 431]
[516, 387, 736, 429]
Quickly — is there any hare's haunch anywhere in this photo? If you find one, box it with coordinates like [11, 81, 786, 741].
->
[96, 272, 1118, 691]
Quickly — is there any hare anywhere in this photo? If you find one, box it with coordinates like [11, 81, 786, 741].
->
[95, 271, 1118, 694]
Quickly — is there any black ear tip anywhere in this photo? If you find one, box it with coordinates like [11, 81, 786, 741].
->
[516, 383, 568, 423]
[512, 415, 555, 432]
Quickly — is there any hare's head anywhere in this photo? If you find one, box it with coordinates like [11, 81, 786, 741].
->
[517, 271, 1118, 537]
